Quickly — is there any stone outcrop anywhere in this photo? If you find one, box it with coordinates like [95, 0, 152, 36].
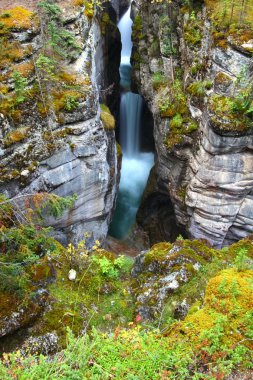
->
[132, 239, 212, 321]
[131, 235, 253, 323]
[0, 1, 120, 246]
[132, 0, 253, 247]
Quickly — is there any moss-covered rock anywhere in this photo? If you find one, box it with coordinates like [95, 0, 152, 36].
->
[132, 237, 253, 326]
[208, 94, 253, 133]
[0, 7, 35, 35]
[165, 267, 253, 373]
[100, 104, 115, 130]
[132, 239, 216, 322]
[30, 243, 134, 348]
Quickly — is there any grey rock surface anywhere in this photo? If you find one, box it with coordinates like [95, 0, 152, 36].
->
[133, 0, 253, 247]
[0, 5, 119, 246]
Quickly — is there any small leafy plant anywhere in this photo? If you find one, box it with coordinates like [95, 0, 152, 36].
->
[12, 70, 28, 105]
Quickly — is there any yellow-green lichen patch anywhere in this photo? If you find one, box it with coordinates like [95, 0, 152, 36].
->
[227, 237, 253, 260]
[100, 104, 115, 130]
[167, 268, 253, 357]
[52, 89, 84, 114]
[144, 242, 172, 266]
[40, 70, 91, 116]
[3, 127, 30, 147]
[152, 71, 168, 91]
[0, 39, 32, 69]
[0, 220, 63, 338]
[116, 142, 122, 157]
[72, 0, 84, 6]
[84, 0, 94, 18]
[12, 60, 35, 78]
[132, 239, 219, 326]
[0, 7, 34, 35]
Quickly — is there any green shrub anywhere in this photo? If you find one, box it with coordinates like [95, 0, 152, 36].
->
[152, 71, 167, 90]
[0, 193, 76, 297]
[64, 94, 80, 111]
[12, 70, 28, 105]
[90, 254, 131, 279]
[233, 247, 252, 271]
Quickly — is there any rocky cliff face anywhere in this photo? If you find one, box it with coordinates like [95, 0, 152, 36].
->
[0, 1, 120, 246]
[132, 0, 253, 247]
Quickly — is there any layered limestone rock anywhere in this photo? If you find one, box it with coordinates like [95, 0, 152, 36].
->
[132, 0, 253, 247]
[0, 1, 120, 245]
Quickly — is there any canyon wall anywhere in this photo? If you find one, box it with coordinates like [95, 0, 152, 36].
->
[0, 0, 120, 245]
[132, 0, 253, 247]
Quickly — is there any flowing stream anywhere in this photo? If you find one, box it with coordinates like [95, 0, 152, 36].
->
[109, 7, 154, 239]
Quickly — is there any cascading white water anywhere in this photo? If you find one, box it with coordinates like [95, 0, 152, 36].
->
[120, 92, 142, 156]
[109, 6, 154, 240]
[118, 6, 132, 65]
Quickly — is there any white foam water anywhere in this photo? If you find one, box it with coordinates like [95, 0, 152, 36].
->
[109, 6, 154, 239]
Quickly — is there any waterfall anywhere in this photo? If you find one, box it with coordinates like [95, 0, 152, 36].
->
[118, 6, 132, 66]
[120, 92, 143, 156]
[109, 6, 154, 240]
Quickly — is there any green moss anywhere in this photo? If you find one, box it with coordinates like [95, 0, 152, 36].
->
[1, 237, 253, 378]
[100, 104, 115, 130]
[52, 89, 84, 114]
[183, 12, 203, 47]
[190, 61, 206, 76]
[187, 80, 213, 98]
[168, 268, 253, 359]
[177, 185, 187, 201]
[33, 247, 134, 347]
[158, 79, 188, 117]
[144, 242, 172, 266]
[116, 142, 122, 157]
[0, 37, 32, 70]
[170, 113, 184, 129]
[214, 71, 233, 86]
[133, 238, 229, 328]
[209, 94, 252, 132]
[132, 14, 145, 41]
[100, 12, 111, 35]
[149, 38, 160, 58]
[152, 71, 167, 90]
[4, 127, 30, 147]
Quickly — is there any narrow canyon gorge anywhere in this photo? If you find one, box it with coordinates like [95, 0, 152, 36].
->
[0, 1, 252, 378]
